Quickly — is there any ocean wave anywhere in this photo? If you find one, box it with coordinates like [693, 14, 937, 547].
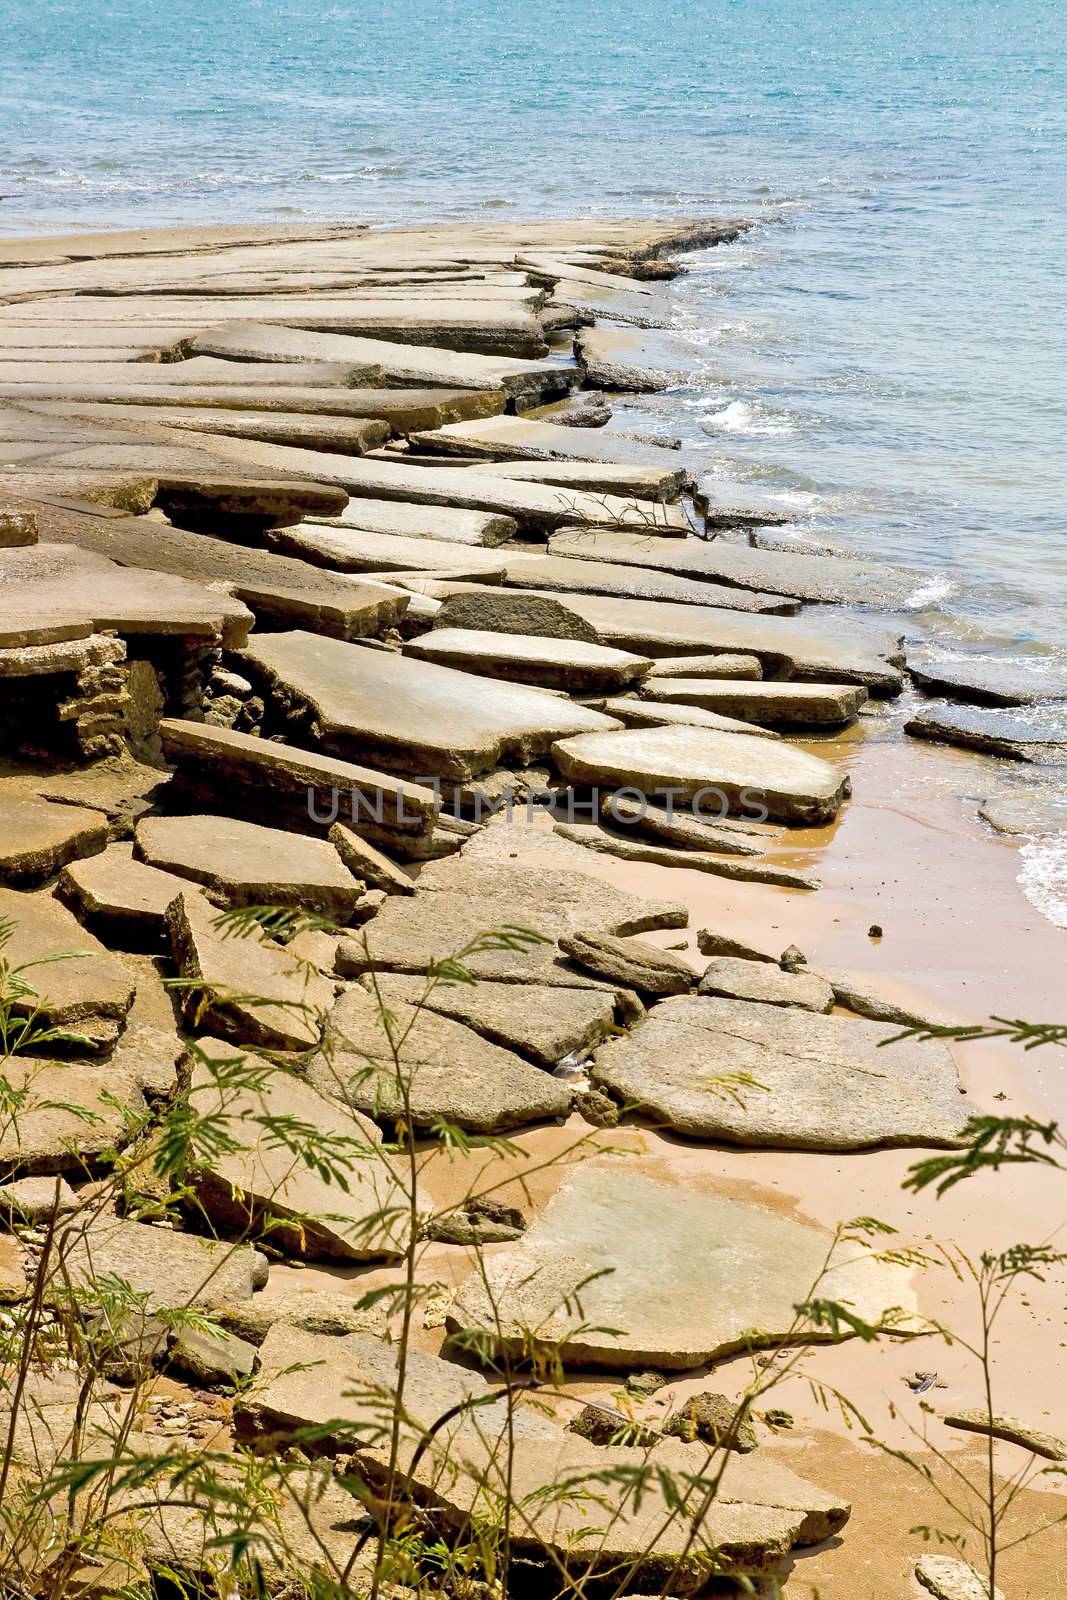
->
[1018, 834, 1067, 929]
[903, 575, 957, 609]
[701, 399, 799, 437]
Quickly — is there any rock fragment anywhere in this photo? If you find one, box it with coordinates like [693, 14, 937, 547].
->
[185, 1041, 412, 1260]
[663, 1393, 759, 1453]
[552, 724, 850, 825]
[166, 892, 334, 1051]
[450, 1165, 920, 1367]
[135, 814, 361, 919]
[941, 1408, 1067, 1461]
[591, 996, 974, 1150]
[558, 929, 697, 997]
[0, 794, 107, 885]
[168, 1325, 257, 1387]
[914, 1555, 1004, 1600]
[405, 626, 653, 693]
[698, 957, 834, 1013]
[310, 985, 572, 1134]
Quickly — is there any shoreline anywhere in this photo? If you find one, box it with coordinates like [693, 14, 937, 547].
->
[0, 215, 1063, 1598]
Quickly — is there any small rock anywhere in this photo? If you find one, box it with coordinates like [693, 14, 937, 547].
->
[662, 1392, 758, 1453]
[914, 1554, 1004, 1600]
[568, 1402, 660, 1448]
[168, 1325, 257, 1387]
[942, 1407, 1067, 1462]
[868, 923, 883, 939]
[695, 927, 779, 964]
[624, 1369, 666, 1398]
[426, 1196, 528, 1246]
[779, 944, 807, 972]
[574, 1089, 620, 1128]
[762, 1408, 794, 1430]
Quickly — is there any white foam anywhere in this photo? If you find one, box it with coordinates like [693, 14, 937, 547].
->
[702, 399, 797, 437]
[1017, 834, 1067, 928]
[903, 576, 956, 609]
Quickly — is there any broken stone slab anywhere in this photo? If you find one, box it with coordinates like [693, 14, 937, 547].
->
[914, 1555, 1004, 1600]
[0, 885, 135, 1045]
[57, 1213, 267, 1313]
[134, 814, 362, 920]
[238, 1322, 847, 1583]
[549, 527, 924, 605]
[0, 794, 107, 885]
[46, 404, 391, 456]
[554, 821, 818, 890]
[592, 996, 973, 1150]
[309, 984, 572, 1134]
[696, 927, 782, 964]
[336, 859, 686, 988]
[905, 703, 1067, 763]
[909, 651, 1067, 706]
[941, 1408, 1067, 1461]
[825, 970, 957, 1030]
[0, 355, 385, 390]
[372, 973, 619, 1069]
[166, 892, 334, 1052]
[648, 652, 763, 678]
[167, 1324, 257, 1387]
[600, 792, 769, 855]
[404, 627, 653, 693]
[638, 678, 869, 727]
[241, 629, 620, 780]
[248, 452, 690, 534]
[18, 512, 408, 644]
[698, 957, 834, 1013]
[0, 1173, 77, 1222]
[506, 590, 904, 694]
[409, 414, 690, 479]
[978, 787, 1067, 835]
[328, 821, 415, 896]
[5, 296, 551, 356]
[600, 696, 780, 738]
[216, 1287, 387, 1345]
[454, 457, 688, 501]
[433, 588, 601, 641]
[189, 320, 571, 401]
[58, 842, 192, 945]
[450, 1164, 920, 1367]
[267, 525, 513, 576]
[0, 542, 252, 649]
[0, 1057, 146, 1175]
[552, 724, 850, 825]
[499, 551, 793, 613]
[557, 930, 696, 997]
[306, 494, 518, 546]
[576, 326, 683, 391]
[22, 384, 508, 430]
[440, 565, 792, 619]
[185, 1040, 413, 1259]
[157, 719, 438, 847]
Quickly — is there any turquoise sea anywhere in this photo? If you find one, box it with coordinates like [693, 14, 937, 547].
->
[1, 0, 1066, 645]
